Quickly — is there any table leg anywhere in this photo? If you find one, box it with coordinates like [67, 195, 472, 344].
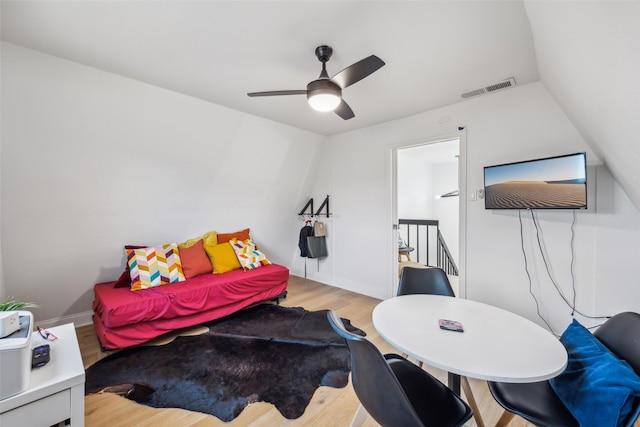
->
[448, 373, 486, 427]
[349, 404, 368, 427]
[494, 410, 516, 427]
[448, 372, 461, 395]
[461, 376, 485, 427]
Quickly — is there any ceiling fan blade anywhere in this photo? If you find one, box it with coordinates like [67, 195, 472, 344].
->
[247, 90, 306, 97]
[331, 55, 385, 89]
[334, 99, 355, 120]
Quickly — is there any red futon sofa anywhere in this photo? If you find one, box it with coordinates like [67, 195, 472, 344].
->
[92, 229, 289, 349]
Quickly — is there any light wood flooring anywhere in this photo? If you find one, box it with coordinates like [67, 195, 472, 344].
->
[78, 275, 531, 427]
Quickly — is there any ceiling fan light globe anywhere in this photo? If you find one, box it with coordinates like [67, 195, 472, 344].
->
[308, 93, 341, 112]
[306, 79, 342, 112]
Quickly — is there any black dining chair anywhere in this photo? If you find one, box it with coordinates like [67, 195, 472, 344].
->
[327, 310, 472, 427]
[397, 266, 456, 298]
[396, 267, 483, 426]
[488, 312, 640, 427]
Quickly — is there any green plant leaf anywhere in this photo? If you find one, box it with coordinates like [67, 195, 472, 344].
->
[0, 296, 39, 311]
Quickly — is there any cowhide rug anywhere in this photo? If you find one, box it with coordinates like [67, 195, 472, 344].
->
[85, 304, 364, 422]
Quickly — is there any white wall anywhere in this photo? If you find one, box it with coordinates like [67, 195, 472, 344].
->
[397, 152, 434, 219]
[1, 42, 324, 325]
[0, 125, 3, 299]
[303, 81, 640, 333]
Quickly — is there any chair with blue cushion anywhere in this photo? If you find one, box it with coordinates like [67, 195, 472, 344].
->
[488, 312, 640, 427]
[327, 310, 472, 427]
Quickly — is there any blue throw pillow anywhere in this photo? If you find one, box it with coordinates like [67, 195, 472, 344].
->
[550, 319, 640, 427]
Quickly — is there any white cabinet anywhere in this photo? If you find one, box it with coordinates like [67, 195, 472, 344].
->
[0, 323, 85, 427]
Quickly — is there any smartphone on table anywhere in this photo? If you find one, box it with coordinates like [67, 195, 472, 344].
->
[438, 319, 464, 332]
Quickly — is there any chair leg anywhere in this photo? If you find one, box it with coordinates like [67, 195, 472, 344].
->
[349, 403, 368, 427]
[460, 376, 485, 427]
[494, 409, 516, 427]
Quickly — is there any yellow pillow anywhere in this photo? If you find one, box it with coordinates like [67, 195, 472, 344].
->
[208, 242, 241, 274]
[201, 231, 218, 259]
[179, 230, 217, 249]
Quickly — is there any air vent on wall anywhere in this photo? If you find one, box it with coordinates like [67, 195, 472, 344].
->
[461, 77, 516, 99]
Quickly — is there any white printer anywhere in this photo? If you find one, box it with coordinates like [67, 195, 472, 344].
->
[0, 311, 33, 400]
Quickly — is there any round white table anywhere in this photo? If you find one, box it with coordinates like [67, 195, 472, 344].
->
[373, 295, 567, 385]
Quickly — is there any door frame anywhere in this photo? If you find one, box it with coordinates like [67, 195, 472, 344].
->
[389, 130, 468, 298]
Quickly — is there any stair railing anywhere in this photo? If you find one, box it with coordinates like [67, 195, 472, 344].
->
[398, 219, 458, 276]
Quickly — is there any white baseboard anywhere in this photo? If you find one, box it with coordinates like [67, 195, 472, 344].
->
[38, 310, 93, 329]
[290, 273, 388, 301]
[334, 278, 388, 300]
[290, 272, 333, 287]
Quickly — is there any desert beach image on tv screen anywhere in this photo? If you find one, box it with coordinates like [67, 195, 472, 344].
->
[484, 154, 587, 209]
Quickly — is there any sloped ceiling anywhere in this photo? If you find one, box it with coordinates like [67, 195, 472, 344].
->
[1, 1, 637, 210]
[0, 0, 538, 136]
[524, 1, 640, 210]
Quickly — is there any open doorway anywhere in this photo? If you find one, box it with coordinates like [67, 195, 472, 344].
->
[392, 136, 463, 295]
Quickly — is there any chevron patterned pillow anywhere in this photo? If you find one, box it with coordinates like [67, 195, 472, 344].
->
[127, 243, 186, 291]
[230, 238, 271, 270]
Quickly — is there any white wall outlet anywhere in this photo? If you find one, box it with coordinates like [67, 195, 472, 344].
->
[469, 190, 477, 201]
[478, 189, 484, 199]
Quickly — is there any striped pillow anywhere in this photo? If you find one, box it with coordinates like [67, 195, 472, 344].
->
[127, 243, 185, 291]
[230, 238, 271, 270]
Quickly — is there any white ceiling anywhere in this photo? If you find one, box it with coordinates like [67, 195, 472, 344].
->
[0, 0, 539, 136]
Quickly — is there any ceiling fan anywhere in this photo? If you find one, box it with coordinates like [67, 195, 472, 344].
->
[247, 45, 385, 120]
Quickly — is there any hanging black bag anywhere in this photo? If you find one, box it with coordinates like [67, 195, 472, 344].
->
[298, 223, 314, 257]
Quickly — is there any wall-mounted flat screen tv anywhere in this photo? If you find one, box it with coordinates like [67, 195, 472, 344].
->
[484, 152, 587, 210]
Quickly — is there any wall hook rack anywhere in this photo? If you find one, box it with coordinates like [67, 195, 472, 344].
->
[298, 198, 314, 216]
[315, 195, 330, 217]
[298, 195, 331, 218]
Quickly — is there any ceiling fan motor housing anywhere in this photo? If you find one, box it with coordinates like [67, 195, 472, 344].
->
[315, 45, 333, 63]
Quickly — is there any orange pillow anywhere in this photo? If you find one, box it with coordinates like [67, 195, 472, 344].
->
[179, 240, 212, 279]
[217, 228, 250, 244]
[208, 243, 241, 274]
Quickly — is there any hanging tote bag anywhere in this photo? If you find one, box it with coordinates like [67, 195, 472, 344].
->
[307, 236, 328, 258]
[314, 221, 326, 237]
